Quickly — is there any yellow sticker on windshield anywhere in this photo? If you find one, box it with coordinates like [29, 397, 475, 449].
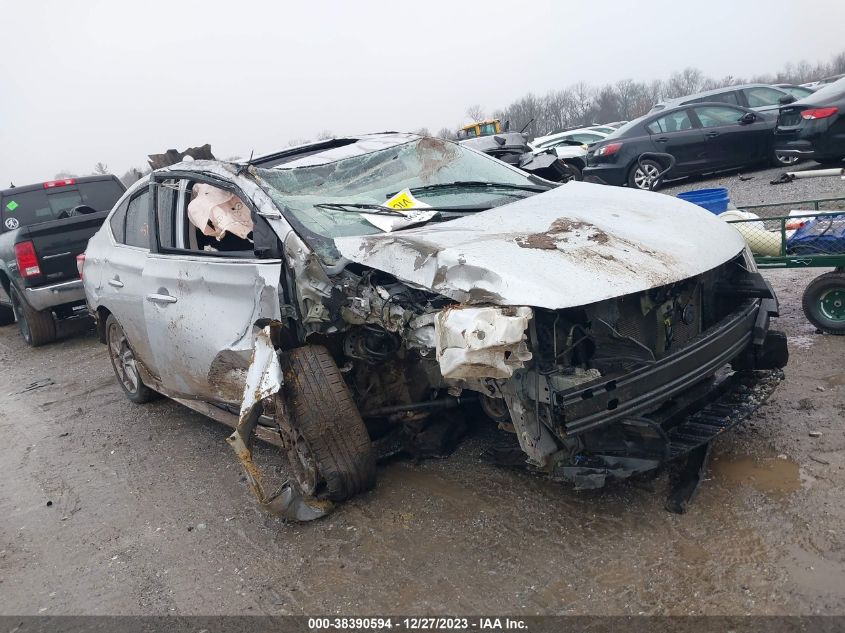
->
[382, 189, 430, 214]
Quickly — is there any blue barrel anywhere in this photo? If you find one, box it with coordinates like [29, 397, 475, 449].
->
[676, 188, 730, 214]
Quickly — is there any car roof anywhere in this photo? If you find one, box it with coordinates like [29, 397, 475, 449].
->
[245, 132, 422, 169]
[657, 83, 784, 107]
[533, 127, 608, 145]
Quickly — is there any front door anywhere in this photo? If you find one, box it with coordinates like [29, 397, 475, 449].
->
[141, 175, 282, 403]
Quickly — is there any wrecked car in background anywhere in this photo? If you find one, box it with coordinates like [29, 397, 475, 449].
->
[80, 133, 788, 520]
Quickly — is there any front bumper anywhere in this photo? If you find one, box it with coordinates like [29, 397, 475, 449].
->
[23, 279, 85, 311]
[556, 300, 775, 436]
[553, 367, 785, 489]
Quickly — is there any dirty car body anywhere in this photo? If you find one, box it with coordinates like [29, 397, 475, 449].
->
[82, 133, 787, 515]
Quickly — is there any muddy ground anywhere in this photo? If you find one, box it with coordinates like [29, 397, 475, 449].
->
[1, 168, 844, 615]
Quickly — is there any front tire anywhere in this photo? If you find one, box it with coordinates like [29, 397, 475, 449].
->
[280, 345, 376, 502]
[628, 159, 663, 191]
[10, 286, 56, 346]
[106, 314, 156, 402]
[802, 272, 845, 335]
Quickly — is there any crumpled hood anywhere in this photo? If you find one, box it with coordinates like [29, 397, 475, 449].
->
[334, 182, 745, 310]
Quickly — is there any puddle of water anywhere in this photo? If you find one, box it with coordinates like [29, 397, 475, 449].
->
[710, 455, 801, 498]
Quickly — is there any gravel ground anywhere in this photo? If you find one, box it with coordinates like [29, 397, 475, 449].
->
[1, 170, 844, 616]
[660, 159, 845, 208]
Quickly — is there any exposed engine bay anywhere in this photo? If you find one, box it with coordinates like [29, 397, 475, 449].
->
[244, 248, 785, 510]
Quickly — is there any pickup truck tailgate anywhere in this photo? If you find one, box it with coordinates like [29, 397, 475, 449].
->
[23, 211, 109, 288]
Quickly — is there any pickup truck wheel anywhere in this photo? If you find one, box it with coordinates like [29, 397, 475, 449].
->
[10, 286, 56, 346]
[0, 303, 14, 326]
[802, 272, 845, 335]
[105, 315, 156, 403]
[281, 345, 376, 501]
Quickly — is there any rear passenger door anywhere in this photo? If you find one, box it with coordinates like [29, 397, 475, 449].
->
[645, 109, 707, 174]
[97, 183, 158, 374]
[141, 173, 283, 404]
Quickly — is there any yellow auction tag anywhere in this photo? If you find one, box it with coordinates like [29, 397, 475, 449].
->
[382, 189, 430, 214]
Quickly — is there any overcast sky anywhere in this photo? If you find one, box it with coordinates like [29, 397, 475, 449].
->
[2, 0, 844, 185]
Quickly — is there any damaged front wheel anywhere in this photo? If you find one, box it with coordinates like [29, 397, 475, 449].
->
[281, 345, 376, 501]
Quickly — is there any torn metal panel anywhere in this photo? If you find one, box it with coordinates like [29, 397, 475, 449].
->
[434, 306, 533, 380]
[334, 182, 746, 310]
[226, 326, 333, 522]
[238, 326, 283, 417]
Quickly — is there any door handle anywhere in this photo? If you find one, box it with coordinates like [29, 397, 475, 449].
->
[146, 293, 177, 304]
[108, 278, 124, 288]
[706, 132, 720, 138]
[655, 137, 669, 143]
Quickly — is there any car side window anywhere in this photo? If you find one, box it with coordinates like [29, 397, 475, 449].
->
[124, 190, 150, 249]
[744, 87, 784, 108]
[166, 178, 257, 257]
[646, 110, 693, 134]
[689, 91, 739, 106]
[693, 106, 744, 128]
[155, 179, 178, 249]
[109, 198, 129, 243]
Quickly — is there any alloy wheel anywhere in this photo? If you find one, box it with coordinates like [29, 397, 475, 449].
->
[107, 321, 140, 394]
[634, 163, 660, 190]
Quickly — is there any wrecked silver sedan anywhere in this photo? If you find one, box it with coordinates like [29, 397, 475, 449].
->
[81, 133, 787, 519]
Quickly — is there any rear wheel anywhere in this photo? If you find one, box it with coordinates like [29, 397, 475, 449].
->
[773, 151, 799, 166]
[106, 314, 156, 403]
[628, 159, 663, 191]
[802, 272, 845, 335]
[280, 345, 376, 501]
[10, 286, 56, 346]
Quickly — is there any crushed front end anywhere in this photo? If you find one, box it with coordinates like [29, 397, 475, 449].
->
[419, 252, 787, 489]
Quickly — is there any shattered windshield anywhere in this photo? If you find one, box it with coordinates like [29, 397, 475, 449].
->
[255, 137, 549, 250]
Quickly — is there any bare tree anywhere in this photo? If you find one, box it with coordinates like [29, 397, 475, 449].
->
[593, 85, 621, 124]
[665, 67, 705, 99]
[413, 127, 431, 137]
[436, 127, 455, 140]
[287, 138, 310, 147]
[465, 104, 486, 122]
[54, 170, 77, 179]
[614, 80, 638, 120]
[92, 162, 109, 175]
[315, 130, 334, 140]
[542, 89, 574, 134]
[570, 82, 594, 126]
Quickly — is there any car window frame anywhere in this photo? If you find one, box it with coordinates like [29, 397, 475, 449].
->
[149, 170, 272, 262]
[109, 185, 152, 252]
[645, 109, 696, 135]
[742, 86, 786, 108]
[689, 104, 747, 129]
[124, 187, 152, 250]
